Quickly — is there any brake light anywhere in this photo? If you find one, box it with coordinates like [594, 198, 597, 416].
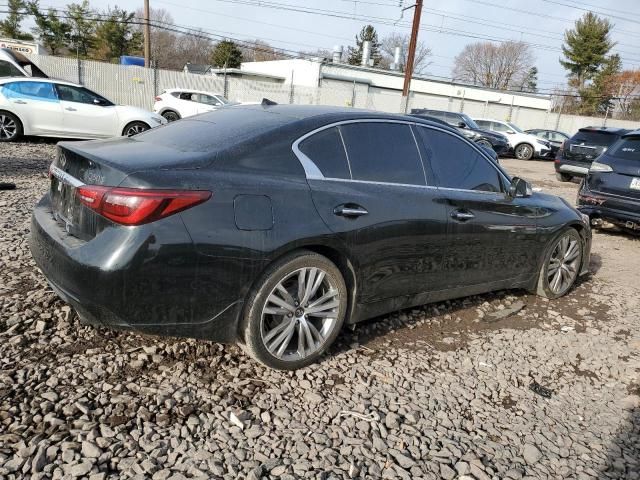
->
[76, 186, 211, 225]
[154, 96, 162, 101]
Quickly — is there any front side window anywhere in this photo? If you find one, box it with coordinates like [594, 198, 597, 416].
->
[0, 60, 24, 77]
[56, 84, 111, 105]
[197, 94, 223, 106]
[340, 122, 426, 186]
[298, 127, 350, 179]
[475, 119, 491, 129]
[418, 127, 503, 193]
[1, 81, 57, 101]
[492, 122, 511, 133]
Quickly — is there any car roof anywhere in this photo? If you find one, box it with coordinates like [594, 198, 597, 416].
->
[474, 118, 508, 123]
[622, 129, 640, 137]
[164, 88, 224, 96]
[0, 76, 81, 87]
[577, 126, 630, 134]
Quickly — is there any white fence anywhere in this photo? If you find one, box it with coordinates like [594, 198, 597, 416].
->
[28, 55, 639, 135]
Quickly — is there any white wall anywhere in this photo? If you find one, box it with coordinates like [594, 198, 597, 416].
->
[241, 59, 322, 87]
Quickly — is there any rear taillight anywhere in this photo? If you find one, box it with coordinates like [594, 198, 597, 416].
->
[154, 96, 162, 101]
[76, 186, 211, 226]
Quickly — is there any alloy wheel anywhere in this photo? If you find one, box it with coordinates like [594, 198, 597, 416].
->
[126, 123, 149, 136]
[163, 111, 179, 122]
[516, 144, 533, 160]
[0, 115, 17, 140]
[477, 139, 492, 149]
[547, 234, 581, 295]
[260, 267, 341, 361]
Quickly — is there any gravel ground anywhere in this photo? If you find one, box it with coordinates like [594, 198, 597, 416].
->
[1, 143, 639, 480]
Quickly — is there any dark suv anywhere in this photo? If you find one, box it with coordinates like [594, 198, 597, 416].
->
[555, 127, 630, 182]
[410, 109, 509, 155]
[578, 130, 640, 232]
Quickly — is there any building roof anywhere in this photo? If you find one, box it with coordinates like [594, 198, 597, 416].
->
[183, 63, 212, 74]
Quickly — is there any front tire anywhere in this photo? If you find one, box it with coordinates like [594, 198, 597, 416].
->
[122, 121, 150, 137]
[242, 251, 348, 370]
[535, 228, 582, 299]
[162, 110, 180, 122]
[515, 143, 534, 160]
[556, 172, 572, 182]
[0, 111, 22, 142]
[476, 139, 493, 150]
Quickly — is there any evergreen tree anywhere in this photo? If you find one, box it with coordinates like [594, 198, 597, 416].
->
[93, 7, 142, 62]
[560, 12, 614, 89]
[0, 0, 33, 40]
[347, 25, 381, 67]
[520, 66, 538, 93]
[580, 54, 622, 115]
[211, 40, 242, 68]
[28, 2, 71, 55]
[66, 0, 96, 58]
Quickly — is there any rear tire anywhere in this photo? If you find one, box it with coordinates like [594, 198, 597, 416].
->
[535, 228, 582, 299]
[556, 172, 572, 182]
[242, 251, 348, 370]
[122, 121, 150, 137]
[162, 110, 180, 122]
[515, 143, 534, 160]
[0, 111, 22, 142]
[476, 139, 493, 150]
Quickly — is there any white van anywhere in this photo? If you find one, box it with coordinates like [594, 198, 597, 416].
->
[0, 48, 48, 78]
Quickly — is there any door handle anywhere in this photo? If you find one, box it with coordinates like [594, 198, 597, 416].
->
[451, 209, 475, 222]
[65, 107, 77, 111]
[13, 100, 27, 104]
[333, 204, 368, 218]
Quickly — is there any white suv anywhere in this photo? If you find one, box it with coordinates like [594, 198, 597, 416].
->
[153, 89, 238, 122]
[474, 118, 552, 160]
[0, 77, 166, 141]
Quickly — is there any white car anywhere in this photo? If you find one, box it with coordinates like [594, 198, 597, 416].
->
[153, 89, 238, 122]
[474, 118, 552, 160]
[0, 77, 166, 142]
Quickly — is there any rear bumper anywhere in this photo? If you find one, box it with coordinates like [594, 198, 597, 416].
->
[555, 159, 590, 177]
[577, 189, 640, 230]
[29, 193, 242, 343]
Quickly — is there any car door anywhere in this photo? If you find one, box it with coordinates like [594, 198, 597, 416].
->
[176, 92, 200, 117]
[55, 84, 118, 138]
[296, 120, 449, 304]
[415, 125, 540, 290]
[0, 81, 64, 135]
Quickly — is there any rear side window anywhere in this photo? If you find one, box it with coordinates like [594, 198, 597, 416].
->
[608, 137, 640, 161]
[417, 127, 503, 193]
[340, 122, 425, 185]
[1, 81, 57, 101]
[573, 130, 620, 147]
[0, 60, 24, 77]
[299, 127, 350, 179]
[475, 120, 490, 129]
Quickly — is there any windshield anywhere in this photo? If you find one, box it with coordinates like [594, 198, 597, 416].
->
[460, 113, 480, 129]
[573, 130, 620, 147]
[216, 95, 232, 105]
[507, 122, 524, 133]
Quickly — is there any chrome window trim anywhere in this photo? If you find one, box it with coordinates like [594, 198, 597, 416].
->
[336, 126, 353, 179]
[291, 118, 510, 192]
[409, 124, 429, 186]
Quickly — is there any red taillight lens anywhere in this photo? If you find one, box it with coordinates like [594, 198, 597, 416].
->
[154, 96, 162, 101]
[76, 186, 211, 225]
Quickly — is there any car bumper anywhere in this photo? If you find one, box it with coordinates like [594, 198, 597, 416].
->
[577, 188, 640, 231]
[555, 159, 590, 177]
[29, 194, 242, 343]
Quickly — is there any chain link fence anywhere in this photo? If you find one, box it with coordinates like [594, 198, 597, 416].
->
[28, 55, 639, 134]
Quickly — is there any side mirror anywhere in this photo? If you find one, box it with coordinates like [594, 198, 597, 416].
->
[509, 176, 532, 198]
[457, 121, 467, 129]
[93, 98, 105, 106]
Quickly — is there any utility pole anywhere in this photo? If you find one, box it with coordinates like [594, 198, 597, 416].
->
[401, 0, 423, 111]
[143, 0, 151, 67]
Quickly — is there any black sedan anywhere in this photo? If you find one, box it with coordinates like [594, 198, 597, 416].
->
[577, 129, 640, 232]
[30, 105, 592, 370]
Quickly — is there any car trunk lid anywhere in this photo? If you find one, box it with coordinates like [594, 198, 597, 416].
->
[564, 129, 620, 163]
[588, 136, 640, 201]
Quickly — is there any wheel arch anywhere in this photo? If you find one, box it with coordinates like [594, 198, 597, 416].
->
[0, 109, 25, 135]
[121, 120, 150, 136]
[159, 108, 181, 118]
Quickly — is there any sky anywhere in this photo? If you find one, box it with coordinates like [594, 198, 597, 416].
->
[19, 0, 640, 93]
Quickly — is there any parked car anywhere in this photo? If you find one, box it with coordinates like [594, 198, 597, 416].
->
[0, 48, 48, 78]
[0, 77, 166, 141]
[410, 109, 509, 155]
[525, 129, 570, 158]
[577, 130, 640, 232]
[30, 105, 591, 370]
[474, 118, 552, 160]
[554, 127, 631, 182]
[153, 89, 238, 121]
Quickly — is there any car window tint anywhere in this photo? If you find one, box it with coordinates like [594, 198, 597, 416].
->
[340, 122, 425, 185]
[1, 81, 57, 101]
[573, 130, 619, 146]
[0, 60, 24, 77]
[492, 122, 510, 133]
[57, 84, 107, 105]
[475, 120, 490, 128]
[417, 127, 502, 193]
[608, 137, 640, 161]
[299, 127, 350, 179]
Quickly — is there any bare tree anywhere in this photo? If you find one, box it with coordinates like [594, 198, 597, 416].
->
[452, 41, 535, 90]
[379, 33, 431, 73]
[239, 39, 287, 62]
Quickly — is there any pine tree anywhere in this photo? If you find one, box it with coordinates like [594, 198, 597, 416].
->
[66, 1, 97, 58]
[28, 1, 71, 55]
[93, 7, 142, 62]
[0, 0, 33, 40]
[520, 66, 538, 93]
[347, 25, 381, 67]
[580, 54, 622, 115]
[211, 40, 242, 68]
[560, 12, 614, 89]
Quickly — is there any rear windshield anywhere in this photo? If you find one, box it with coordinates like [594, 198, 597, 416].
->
[608, 137, 640, 161]
[573, 130, 620, 147]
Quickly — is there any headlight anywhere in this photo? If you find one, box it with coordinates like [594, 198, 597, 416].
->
[589, 162, 613, 173]
[150, 116, 163, 124]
